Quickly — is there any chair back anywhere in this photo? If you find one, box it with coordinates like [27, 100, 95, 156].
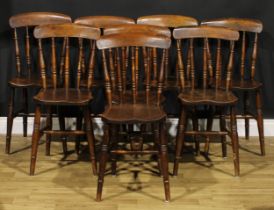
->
[173, 26, 239, 91]
[34, 23, 100, 89]
[137, 15, 199, 86]
[201, 18, 263, 81]
[9, 12, 72, 77]
[96, 33, 171, 106]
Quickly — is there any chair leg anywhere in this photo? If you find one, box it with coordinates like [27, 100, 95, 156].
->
[75, 116, 83, 155]
[173, 108, 187, 176]
[256, 89, 265, 156]
[204, 110, 214, 156]
[5, 87, 15, 154]
[83, 107, 97, 175]
[230, 106, 240, 177]
[22, 88, 28, 137]
[45, 106, 52, 156]
[192, 112, 199, 156]
[243, 91, 250, 140]
[219, 108, 227, 158]
[58, 116, 68, 154]
[159, 122, 170, 202]
[110, 125, 118, 176]
[152, 123, 162, 176]
[30, 105, 42, 176]
[96, 124, 110, 202]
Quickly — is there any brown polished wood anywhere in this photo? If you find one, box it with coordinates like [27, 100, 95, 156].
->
[74, 16, 135, 28]
[96, 33, 171, 202]
[29, 23, 100, 176]
[103, 24, 171, 37]
[201, 18, 265, 156]
[6, 12, 72, 154]
[173, 26, 240, 177]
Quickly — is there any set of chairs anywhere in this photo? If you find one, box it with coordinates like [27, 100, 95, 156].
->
[5, 12, 264, 202]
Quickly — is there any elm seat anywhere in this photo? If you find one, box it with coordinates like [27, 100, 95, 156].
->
[101, 104, 166, 124]
[230, 80, 262, 90]
[111, 91, 166, 105]
[178, 89, 238, 105]
[33, 88, 93, 106]
[9, 76, 40, 87]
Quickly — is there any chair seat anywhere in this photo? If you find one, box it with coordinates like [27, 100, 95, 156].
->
[231, 80, 262, 90]
[101, 104, 166, 124]
[33, 88, 93, 105]
[112, 91, 165, 104]
[9, 75, 42, 87]
[178, 89, 238, 105]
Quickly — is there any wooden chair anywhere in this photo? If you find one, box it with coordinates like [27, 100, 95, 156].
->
[96, 33, 171, 201]
[30, 23, 100, 175]
[137, 15, 199, 88]
[201, 18, 265, 156]
[6, 12, 72, 154]
[172, 26, 240, 176]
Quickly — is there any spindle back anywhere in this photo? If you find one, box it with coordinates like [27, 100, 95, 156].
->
[173, 26, 239, 91]
[9, 12, 72, 77]
[201, 18, 263, 81]
[96, 33, 171, 106]
[34, 23, 100, 89]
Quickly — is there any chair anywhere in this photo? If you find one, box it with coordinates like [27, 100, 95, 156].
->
[72, 16, 136, 152]
[95, 33, 171, 201]
[6, 12, 72, 154]
[137, 15, 199, 88]
[30, 23, 100, 175]
[201, 18, 265, 156]
[172, 26, 240, 176]
[137, 15, 203, 155]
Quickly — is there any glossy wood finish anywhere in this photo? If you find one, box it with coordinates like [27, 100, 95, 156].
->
[103, 24, 171, 37]
[74, 16, 135, 28]
[173, 26, 240, 177]
[137, 15, 198, 28]
[96, 33, 171, 202]
[201, 18, 265, 156]
[6, 12, 72, 154]
[30, 23, 100, 176]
